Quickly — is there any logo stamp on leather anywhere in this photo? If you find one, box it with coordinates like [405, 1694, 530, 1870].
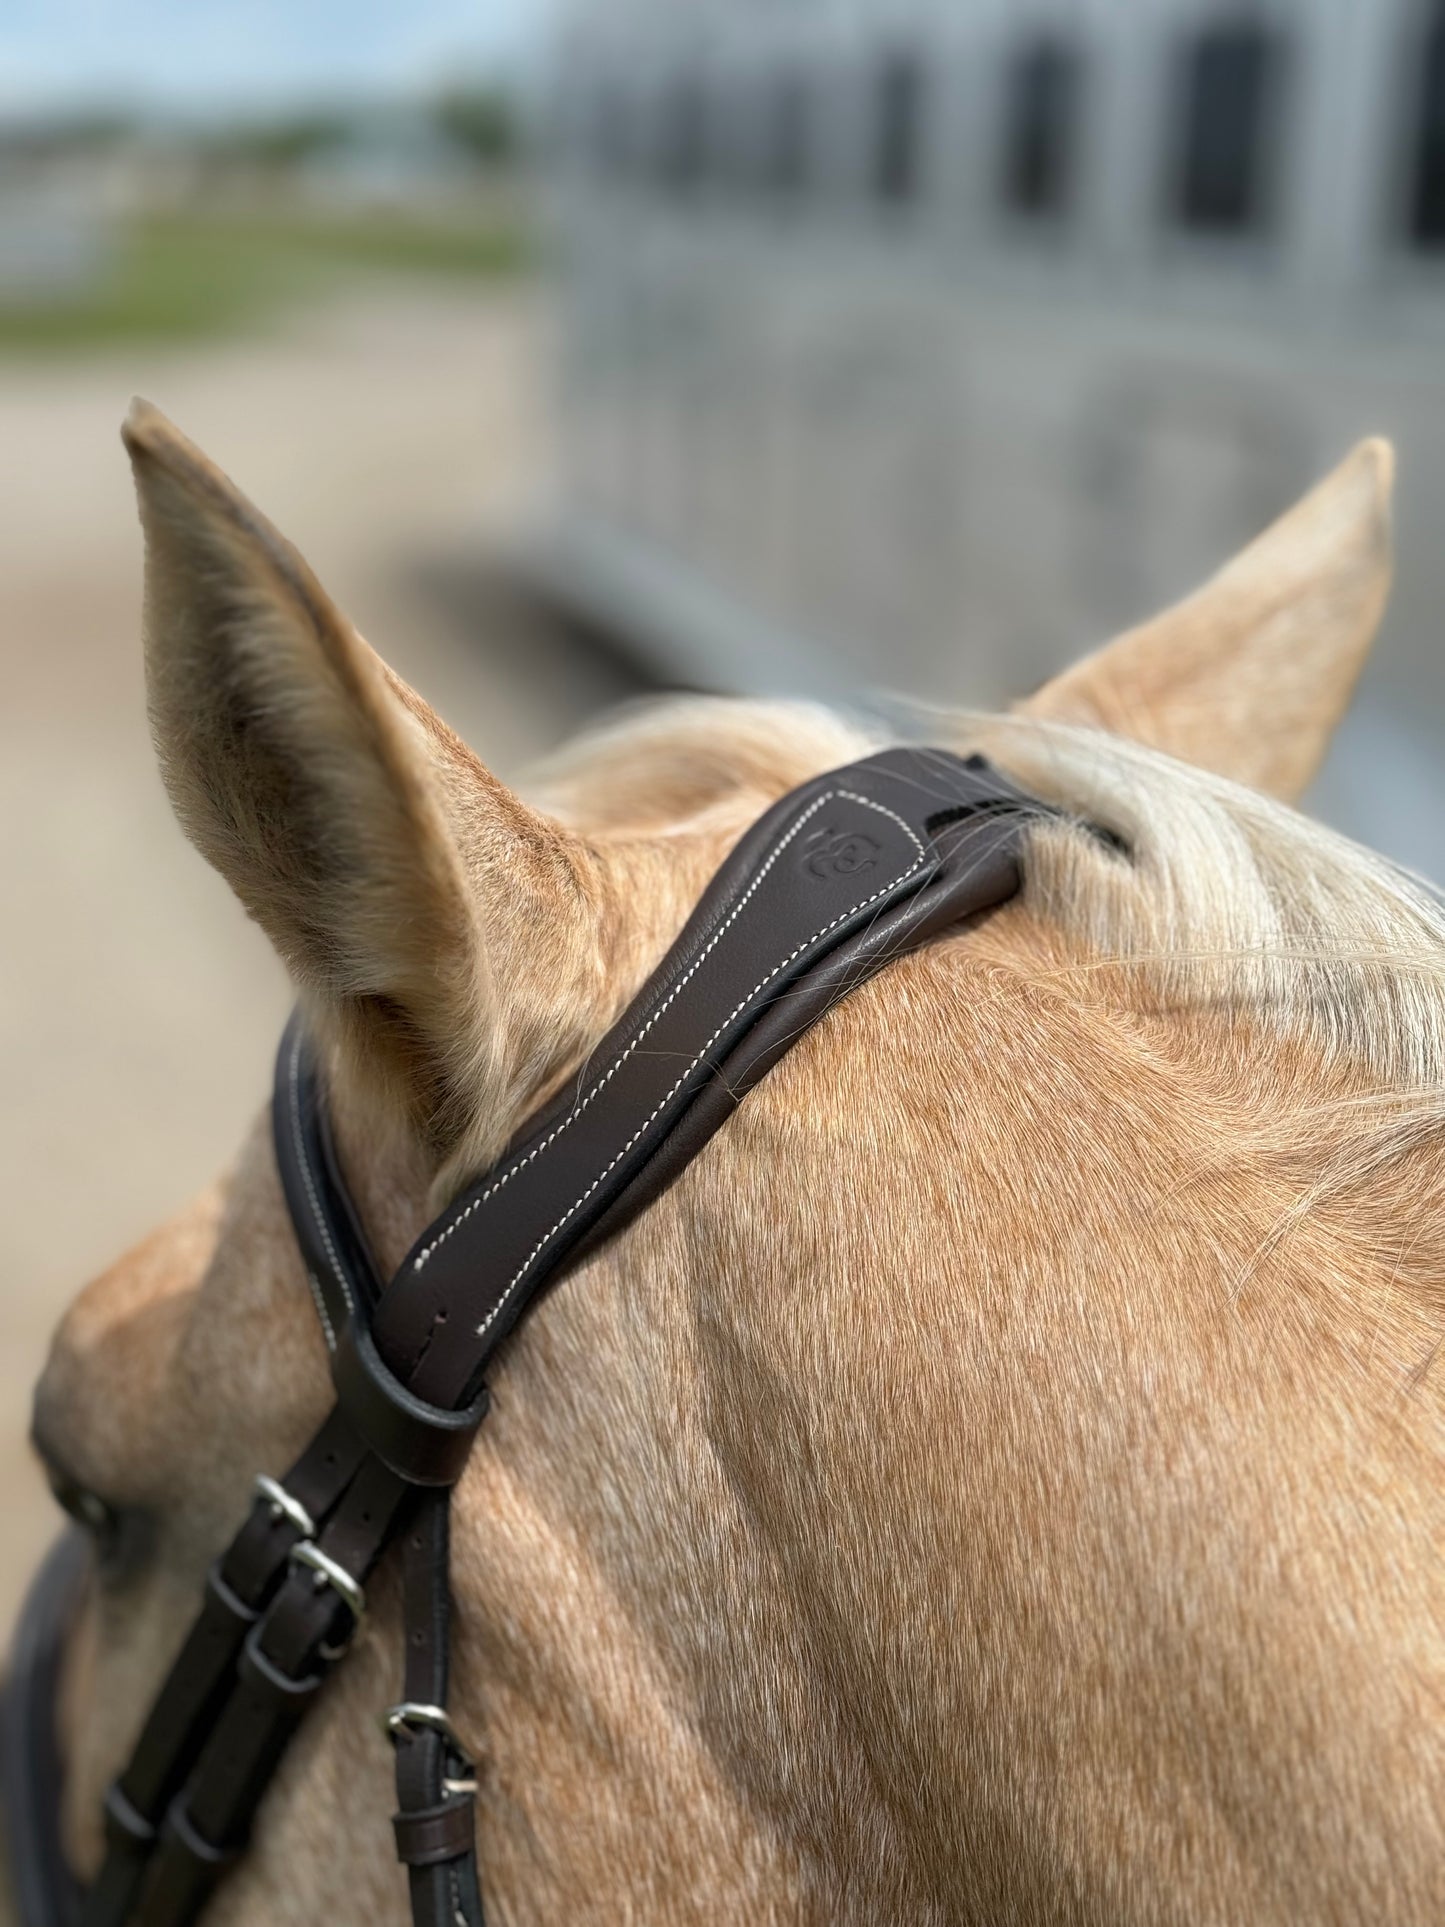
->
[803, 827, 882, 880]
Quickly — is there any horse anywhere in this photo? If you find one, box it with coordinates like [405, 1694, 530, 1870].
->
[18, 406, 1443, 1924]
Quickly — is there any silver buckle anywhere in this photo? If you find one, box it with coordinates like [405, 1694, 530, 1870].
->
[382, 1701, 475, 1793]
[253, 1474, 316, 1541]
[289, 1542, 366, 1623]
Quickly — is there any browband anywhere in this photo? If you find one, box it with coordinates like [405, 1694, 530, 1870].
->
[71, 747, 1067, 1927]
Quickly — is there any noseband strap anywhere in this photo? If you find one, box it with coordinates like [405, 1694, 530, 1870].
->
[48, 749, 1068, 1927]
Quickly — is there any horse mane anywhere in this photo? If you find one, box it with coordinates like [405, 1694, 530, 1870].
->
[968, 710, 1445, 1087]
[539, 697, 1445, 1319]
[540, 693, 1445, 1092]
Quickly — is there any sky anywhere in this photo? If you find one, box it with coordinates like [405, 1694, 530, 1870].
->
[0, 1, 551, 117]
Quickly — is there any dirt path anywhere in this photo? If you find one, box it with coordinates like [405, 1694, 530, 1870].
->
[0, 287, 633, 1630]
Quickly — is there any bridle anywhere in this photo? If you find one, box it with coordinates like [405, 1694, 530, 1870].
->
[2, 746, 1073, 1927]
[2, 747, 1069, 1925]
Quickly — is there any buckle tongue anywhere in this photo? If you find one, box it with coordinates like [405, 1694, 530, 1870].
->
[253, 1474, 316, 1541]
[288, 1541, 366, 1622]
[382, 1700, 474, 1789]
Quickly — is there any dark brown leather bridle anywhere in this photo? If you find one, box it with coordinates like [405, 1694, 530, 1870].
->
[2, 747, 1076, 1927]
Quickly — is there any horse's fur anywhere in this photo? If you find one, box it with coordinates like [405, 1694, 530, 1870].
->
[28, 414, 1444, 1924]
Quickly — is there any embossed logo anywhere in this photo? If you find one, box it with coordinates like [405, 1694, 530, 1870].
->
[804, 827, 882, 880]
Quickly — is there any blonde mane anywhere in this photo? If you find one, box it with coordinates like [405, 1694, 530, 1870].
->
[541, 690, 1445, 1098]
[973, 710, 1445, 1095]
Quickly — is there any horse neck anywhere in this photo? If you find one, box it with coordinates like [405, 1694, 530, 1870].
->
[439, 934, 1445, 1923]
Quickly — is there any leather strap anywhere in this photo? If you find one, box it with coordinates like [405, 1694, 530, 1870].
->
[373, 749, 1039, 1408]
[391, 1495, 483, 1926]
[392, 1801, 475, 1870]
[133, 1456, 412, 1925]
[272, 1015, 383, 1348]
[0, 1530, 87, 1927]
[41, 748, 1061, 1927]
[78, 1408, 370, 1927]
[331, 1317, 490, 1488]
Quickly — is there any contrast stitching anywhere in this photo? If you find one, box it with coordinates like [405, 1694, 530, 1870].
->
[288, 1027, 352, 1343]
[303, 1268, 336, 1354]
[433, 790, 928, 1350]
[469, 801, 925, 1337]
[414, 789, 923, 1279]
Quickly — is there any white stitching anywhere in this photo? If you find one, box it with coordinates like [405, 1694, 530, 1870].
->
[288, 1026, 352, 1345]
[413, 792, 833, 1266]
[303, 1268, 336, 1354]
[422, 788, 928, 1346]
[414, 789, 925, 1277]
[468, 796, 926, 1339]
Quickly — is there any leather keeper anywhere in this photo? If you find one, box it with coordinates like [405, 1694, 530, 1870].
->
[203, 1558, 261, 1633]
[238, 1621, 323, 1712]
[392, 1795, 476, 1867]
[331, 1316, 489, 1488]
[104, 1780, 157, 1852]
[159, 1797, 235, 1871]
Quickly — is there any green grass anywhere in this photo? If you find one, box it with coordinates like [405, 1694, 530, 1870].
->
[0, 207, 531, 354]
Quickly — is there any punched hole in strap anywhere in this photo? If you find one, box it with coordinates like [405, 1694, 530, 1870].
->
[331, 1316, 489, 1488]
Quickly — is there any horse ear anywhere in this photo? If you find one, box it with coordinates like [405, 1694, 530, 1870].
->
[124, 399, 599, 1153]
[1022, 440, 1395, 801]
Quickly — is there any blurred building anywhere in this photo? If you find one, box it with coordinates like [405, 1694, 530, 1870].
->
[537, 0, 1445, 876]
[0, 123, 124, 307]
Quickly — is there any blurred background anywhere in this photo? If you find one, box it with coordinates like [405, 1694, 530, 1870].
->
[6, 0, 1445, 1623]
